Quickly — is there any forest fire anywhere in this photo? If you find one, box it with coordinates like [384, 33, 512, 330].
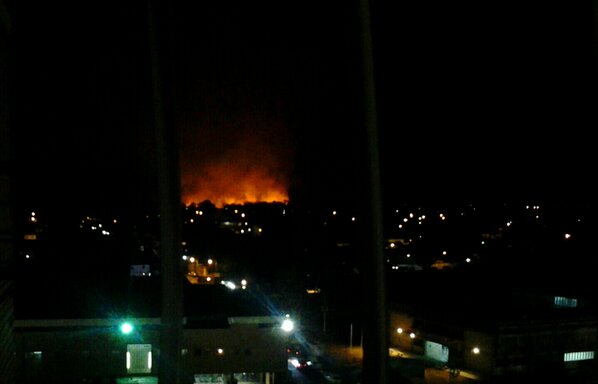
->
[182, 162, 289, 207]
[180, 109, 293, 208]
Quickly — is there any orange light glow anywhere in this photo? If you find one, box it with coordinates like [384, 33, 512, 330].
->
[180, 106, 293, 208]
[182, 165, 289, 207]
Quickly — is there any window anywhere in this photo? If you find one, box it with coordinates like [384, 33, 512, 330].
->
[564, 351, 595, 362]
[554, 296, 578, 308]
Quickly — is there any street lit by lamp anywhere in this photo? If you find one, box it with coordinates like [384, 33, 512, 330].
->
[472, 347, 480, 354]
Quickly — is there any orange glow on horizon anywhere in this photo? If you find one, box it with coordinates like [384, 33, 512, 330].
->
[182, 162, 289, 208]
[180, 105, 293, 208]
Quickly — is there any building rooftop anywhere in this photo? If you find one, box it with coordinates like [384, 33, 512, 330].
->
[15, 275, 278, 322]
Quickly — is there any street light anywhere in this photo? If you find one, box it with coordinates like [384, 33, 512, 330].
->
[281, 318, 294, 333]
[472, 347, 480, 354]
[120, 322, 134, 335]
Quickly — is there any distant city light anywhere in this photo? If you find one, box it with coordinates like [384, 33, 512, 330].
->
[442, 251, 447, 255]
[332, 211, 337, 216]
[398, 225, 403, 229]
[506, 221, 512, 227]
[396, 327, 403, 334]
[217, 348, 224, 355]
[225, 281, 236, 290]
[472, 347, 480, 354]
[421, 215, 426, 219]
[409, 213, 414, 218]
[240, 229, 245, 234]
[241, 279, 247, 286]
[31, 212, 36, 217]
[390, 243, 396, 248]
[189, 219, 194, 223]
[466, 258, 471, 263]
[206, 277, 211, 282]
[351, 217, 356, 222]
[207, 258, 213, 265]
[481, 241, 485, 245]
[182, 255, 188, 260]
[189, 257, 195, 263]
[241, 213, 245, 218]
[564, 233, 572, 239]
[25, 254, 30, 259]
[403, 218, 408, 223]
[409, 332, 416, 339]
[258, 228, 263, 233]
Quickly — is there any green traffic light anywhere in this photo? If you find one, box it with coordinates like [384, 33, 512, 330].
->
[120, 322, 133, 334]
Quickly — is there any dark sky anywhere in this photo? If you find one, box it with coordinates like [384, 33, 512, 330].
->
[11, 0, 598, 214]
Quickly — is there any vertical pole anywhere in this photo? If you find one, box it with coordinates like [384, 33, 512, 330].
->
[350, 323, 354, 348]
[359, 0, 387, 383]
[0, 4, 15, 382]
[148, 1, 182, 383]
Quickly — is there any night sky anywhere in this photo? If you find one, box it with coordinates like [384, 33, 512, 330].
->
[10, 0, 598, 214]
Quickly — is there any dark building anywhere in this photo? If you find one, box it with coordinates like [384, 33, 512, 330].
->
[389, 272, 598, 382]
[14, 282, 292, 384]
[0, 0, 16, 382]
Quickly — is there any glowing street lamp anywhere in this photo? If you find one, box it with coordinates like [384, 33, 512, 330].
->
[120, 322, 134, 335]
[281, 318, 295, 333]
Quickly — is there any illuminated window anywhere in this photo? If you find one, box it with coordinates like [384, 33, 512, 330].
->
[564, 351, 594, 362]
[554, 296, 577, 308]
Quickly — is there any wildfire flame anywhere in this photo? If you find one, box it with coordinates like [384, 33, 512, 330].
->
[182, 162, 289, 207]
[181, 108, 293, 208]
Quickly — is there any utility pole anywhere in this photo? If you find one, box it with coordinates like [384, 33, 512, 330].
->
[359, 0, 388, 382]
[148, 1, 182, 383]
